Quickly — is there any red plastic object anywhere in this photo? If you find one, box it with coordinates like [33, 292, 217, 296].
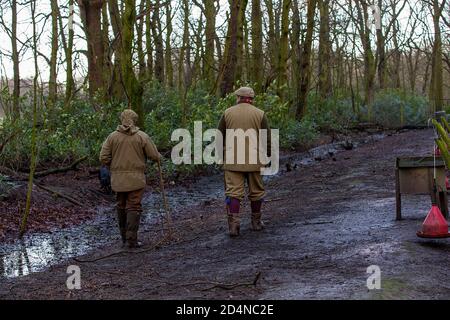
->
[435, 146, 441, 156]
[417, 205, 450, 238]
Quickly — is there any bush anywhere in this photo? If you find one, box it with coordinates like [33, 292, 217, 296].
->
[0, 86, 432, 175]
[360, 89, 429, 127]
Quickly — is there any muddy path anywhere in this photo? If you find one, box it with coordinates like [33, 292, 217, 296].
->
[1, 129, 449, 299]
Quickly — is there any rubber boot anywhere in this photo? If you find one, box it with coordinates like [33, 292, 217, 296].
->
[117, 208, 127, 244]
[251, 212, 264, 231]
[126, 211, 142, 248]
[228, 213, 240, 237]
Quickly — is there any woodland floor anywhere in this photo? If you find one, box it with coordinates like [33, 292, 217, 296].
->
[1, 128, 449, 299]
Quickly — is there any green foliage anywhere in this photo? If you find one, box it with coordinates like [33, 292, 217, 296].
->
[304, 93, 358, 132]
[361, 89, 429, 127]
[0, 86, 433, 177]
[0, 100, 125, 168]
[433, 119, 450, 169]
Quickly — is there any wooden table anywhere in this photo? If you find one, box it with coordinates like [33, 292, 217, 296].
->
[395, 156, 448, 220]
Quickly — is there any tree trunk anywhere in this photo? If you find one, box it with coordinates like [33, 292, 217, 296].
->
[121, 0, 144, 127]
[63, 0, 75, 107]
[277, 0, 291, 98]
[20, 0, 39, 238]
[251, 0, 263, 92]
[165, 2, 174, 87]
[11, 0, 20, 119]
[136, 0, 146, 81]
[355, 0, 376, 120]
[318, 0, 332, 99]
[145, 0, 153, 82]
[108, 0, 125, 100]
[48, 0, 59, 108]
[430, 0, 444, 112]
[290, 0, 302, 115]
[235, 0, 248, 83]
[217, 0, 248, 97]
[295, 0, 317, 120]
[78, 0, 107, 100]
[152, 0, 165, 84]
[203, 0, 217, 87]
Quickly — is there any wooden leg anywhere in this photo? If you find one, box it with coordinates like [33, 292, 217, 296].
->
[439, 191, 449, 219]
[395, 168, 402, 220]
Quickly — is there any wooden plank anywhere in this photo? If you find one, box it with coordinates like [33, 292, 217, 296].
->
[395, 164, 402, 220]
[398, 156, 445, 168]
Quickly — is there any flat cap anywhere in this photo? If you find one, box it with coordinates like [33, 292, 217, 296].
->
[234, 86, 255, 98]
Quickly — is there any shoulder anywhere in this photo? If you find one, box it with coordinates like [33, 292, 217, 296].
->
[136, 130, 149, 138]
[136, 130, 153, 143]
[107, 131, 119, 141]
[224, 105, 238, 115]
[247, 103, 264, 117]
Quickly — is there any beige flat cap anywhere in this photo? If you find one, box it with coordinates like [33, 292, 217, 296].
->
[234, 86, 255, 98]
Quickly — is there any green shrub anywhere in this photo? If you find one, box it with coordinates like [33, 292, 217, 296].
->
[360, 89, 429, 127]
[0, 86, 432, 176]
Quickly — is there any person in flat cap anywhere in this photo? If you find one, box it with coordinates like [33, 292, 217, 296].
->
[217, 87, 271, 237]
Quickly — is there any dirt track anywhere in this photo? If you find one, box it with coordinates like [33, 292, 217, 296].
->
[1, 129, 449, 299]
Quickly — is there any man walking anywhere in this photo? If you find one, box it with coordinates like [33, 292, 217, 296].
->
[100, 109, 161, 248]
[217, 87, 271, 237]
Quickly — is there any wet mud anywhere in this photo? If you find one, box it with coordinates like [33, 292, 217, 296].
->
[0, 129, 449, 299]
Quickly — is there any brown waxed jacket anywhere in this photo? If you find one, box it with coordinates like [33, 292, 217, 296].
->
[218, 103, 271, 172]
[99, 124, 161, 192]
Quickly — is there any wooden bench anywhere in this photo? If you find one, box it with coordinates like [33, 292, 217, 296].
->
[395, 156, 448, 220]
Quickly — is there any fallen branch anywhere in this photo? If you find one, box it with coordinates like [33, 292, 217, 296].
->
[303, 220, 333, 225]
[34, 183, 82, 206]
[201, 272, 261, 291]
[265, 198, 286, 203]
[34, 156, 88, 178]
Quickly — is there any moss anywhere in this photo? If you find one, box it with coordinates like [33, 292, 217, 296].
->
[369, 277, 413, 300]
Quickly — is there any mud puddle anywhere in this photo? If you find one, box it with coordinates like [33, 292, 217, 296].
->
[0, 131, 387, 279]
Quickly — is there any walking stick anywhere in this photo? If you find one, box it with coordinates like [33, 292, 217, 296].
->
[157, 160, 173, 238]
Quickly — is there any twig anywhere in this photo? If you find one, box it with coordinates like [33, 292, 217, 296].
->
[200, 272, 262, 291]
[303, 221, 334, 225]
[265, 198, 286, 203]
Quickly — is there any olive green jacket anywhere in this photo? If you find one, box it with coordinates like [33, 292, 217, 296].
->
[218, 103, 271, 172]
[100, 125, 161, 192]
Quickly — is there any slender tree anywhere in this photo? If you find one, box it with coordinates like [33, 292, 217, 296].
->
[48, 0, 59, 108]
[318, 0, 332, 99]
[251, 0, 263, 92]
[11, 0, 20, 118]
[121, 0, 144, 127]
[296, 0, 317, 120]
